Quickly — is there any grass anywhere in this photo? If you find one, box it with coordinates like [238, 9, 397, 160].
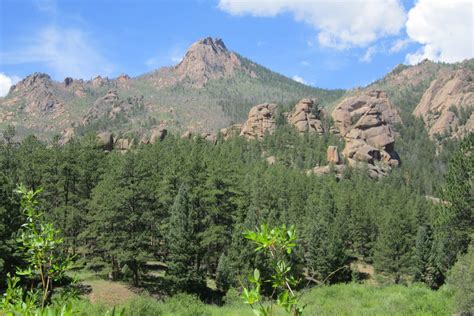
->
[82, 279, 138, 306]
[70, 279, 454, 315]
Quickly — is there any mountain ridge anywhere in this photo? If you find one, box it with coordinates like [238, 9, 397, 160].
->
[0, 37, 343, 140]
[1, 37, 472, 143]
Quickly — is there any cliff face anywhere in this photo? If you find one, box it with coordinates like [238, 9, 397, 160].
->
[413, 67, 474, 139]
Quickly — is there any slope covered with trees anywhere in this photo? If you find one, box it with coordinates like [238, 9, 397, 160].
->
[1, 119, 471, 312]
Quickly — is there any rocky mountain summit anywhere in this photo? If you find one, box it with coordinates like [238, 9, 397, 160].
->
[172, 37, 252, 88]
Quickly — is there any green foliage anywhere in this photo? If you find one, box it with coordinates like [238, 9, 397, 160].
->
[412, 226, 442, 289]
[434, 133, 473, 278]
[447, 246, 474, 314]
[304, 188, 351, 284]
[1, 186, 76, 315]
[241, 224, 304, 316]
[166, 184, 205, 293]
[373, 205, 414, 284]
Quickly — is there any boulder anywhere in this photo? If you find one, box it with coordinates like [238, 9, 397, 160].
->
[332, 90, 401, 176]
[201, 132, 217, 144]
[58, 127, 75, 145]
[240, 103, 278, 140]
[220, 123, 242, 140]
[181, 130, 192, 139]
[115, 138, 134, 151]
[64, 77, 73, 87]
[149, 126, 168, 144]
[97, 132, 114, 151]
[266, 156, 276, 165]
[91, 75, 109, 88]
[308, 164, 346, 178]
[287, 98, 324, 134]
[327, 146, 341, 164]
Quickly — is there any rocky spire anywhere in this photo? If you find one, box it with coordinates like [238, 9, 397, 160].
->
[173, 37, 242, 87]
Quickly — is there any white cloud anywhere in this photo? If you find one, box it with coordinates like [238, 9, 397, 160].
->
[300, 61, 310, 66]
[292, 75, 306, 84]
[389, 38, 411, 53]
[0, 26, 113, 79]
[405, 0, 474, 64]
[360, 45, 378, 63]
[0, 73, 21, 97]
[218, 0, 406, 49]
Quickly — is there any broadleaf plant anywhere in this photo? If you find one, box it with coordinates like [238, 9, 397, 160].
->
[241, 224, 305, 316]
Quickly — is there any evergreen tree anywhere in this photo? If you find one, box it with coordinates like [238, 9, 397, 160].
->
[305, 188, 350, 283]
[435, 133, 473, 276]
[373, 208, 413, 284]
[413, 225, 442, 288]
[85, 153, 154, 285]
[166, 184, 205, 293]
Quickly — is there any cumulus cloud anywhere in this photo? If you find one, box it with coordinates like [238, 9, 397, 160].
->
[218, 0, 406, 49]
[0, 26, 113, 79]
[292, 75, 306, 84]
[0, 73, 20, 97]
[405, 0, 473, 64]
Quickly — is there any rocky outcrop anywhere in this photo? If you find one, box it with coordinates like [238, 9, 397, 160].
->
[9, 73, 63, 116]
[173, 37, 251, 88]
[332, 90, 401, 177]
[220, 123, 242, 140]
[308, 164, 346, 178]
[114, 138, 134, 151]
[97, 132, 114, 151]
[64, 77, 73, 87]
[149, 126, 168, 144]
[240, 103, 278, 140]
[327, 146, 341, 164]
[83, 91, 144, 125]
[287, 98, 324, 134]
[413, 67, 474, 139]
[58, 127, 75, 145]
[91, 76, 109, 88]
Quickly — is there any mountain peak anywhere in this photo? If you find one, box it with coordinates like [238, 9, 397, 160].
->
[194, 37, 228, 52]
[173, 37, 242, 87]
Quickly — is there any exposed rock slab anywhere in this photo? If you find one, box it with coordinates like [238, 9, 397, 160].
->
[287, 98, 324, 134]
[413, 67, 474, 139]
[332, 90, 401, 176]
[327, 146, 341, 165]
[240, 103, 278, 140]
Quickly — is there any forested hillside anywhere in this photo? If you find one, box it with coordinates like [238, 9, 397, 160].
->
[0, 112, 472, 314]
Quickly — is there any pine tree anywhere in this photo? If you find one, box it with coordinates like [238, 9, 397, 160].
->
[305, 188, 350, 284]
[85, 152, 154, 285]
[166, 184, 204, 293]
[435, 133, 473, 276]
[373, 208, 413, 284]
[413, 225, 442, 288]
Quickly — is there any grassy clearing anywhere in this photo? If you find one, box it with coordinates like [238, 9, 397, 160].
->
[73, 277, 454, 316]
[82, 280, 138, 306]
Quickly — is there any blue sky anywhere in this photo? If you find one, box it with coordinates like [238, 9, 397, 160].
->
[0, 0, 472, 95]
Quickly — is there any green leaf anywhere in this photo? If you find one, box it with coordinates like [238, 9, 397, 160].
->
[253, 268, 260, 281]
